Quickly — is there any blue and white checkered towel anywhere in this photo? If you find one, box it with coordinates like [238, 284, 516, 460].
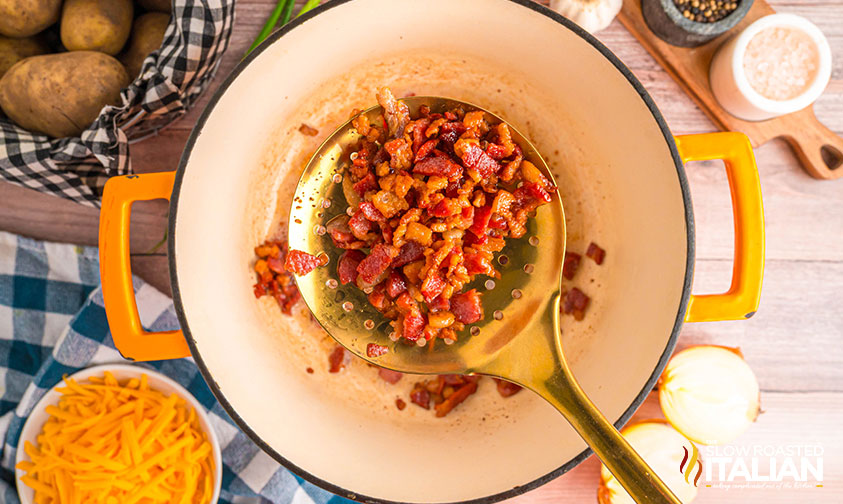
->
[0, 231, 351, 504]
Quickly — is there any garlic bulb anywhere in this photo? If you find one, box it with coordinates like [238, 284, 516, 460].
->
[550, 0, 622, 34]
[598, 421, 699, 504]
[659, 346, 760, 445]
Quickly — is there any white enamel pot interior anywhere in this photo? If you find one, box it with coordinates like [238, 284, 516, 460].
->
[169, 0, 691, 502]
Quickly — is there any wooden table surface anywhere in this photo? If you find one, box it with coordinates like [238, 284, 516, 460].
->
[1, 1, 841, 502]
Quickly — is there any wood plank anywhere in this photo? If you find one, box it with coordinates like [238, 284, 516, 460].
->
[506, 391, 843, 502]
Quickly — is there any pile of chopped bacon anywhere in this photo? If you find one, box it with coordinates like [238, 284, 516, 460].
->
[253, 239, 302, 314]
[316, 87, 555, 346]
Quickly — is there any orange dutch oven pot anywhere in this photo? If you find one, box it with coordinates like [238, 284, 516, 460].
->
[98, 0, 765, 502]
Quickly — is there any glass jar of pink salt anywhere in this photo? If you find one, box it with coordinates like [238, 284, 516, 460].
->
[710, 14, 831, 121]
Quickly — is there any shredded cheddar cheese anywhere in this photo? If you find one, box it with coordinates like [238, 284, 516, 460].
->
[16, 371, 215, 504]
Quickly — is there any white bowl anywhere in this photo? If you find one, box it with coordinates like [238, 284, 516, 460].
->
[710, 13, 832, 121]
[15, 364, 222, 504]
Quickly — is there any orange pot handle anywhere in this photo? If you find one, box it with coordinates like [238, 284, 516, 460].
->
[675, 132, 765, 322]
[99, 172, 191, 361]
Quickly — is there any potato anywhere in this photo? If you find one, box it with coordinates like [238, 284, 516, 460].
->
[119, 13, 169, 79]
[0, 0, 61, 38]
[0, 34, 49, 79]
[0, 51, 128, 138]
[139, 0, 172, 13]
[61, 0, 134, 55]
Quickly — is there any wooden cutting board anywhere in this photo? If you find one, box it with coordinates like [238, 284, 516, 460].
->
[617, 0, 843, 180]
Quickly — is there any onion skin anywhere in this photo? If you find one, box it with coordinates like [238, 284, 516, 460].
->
[658, 345, 760, 446]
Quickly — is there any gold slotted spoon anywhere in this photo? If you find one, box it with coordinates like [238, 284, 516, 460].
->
[288, 96, 681, 504]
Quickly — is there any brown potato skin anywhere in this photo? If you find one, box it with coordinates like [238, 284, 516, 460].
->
[0, 51, 129, 138]
[0, 34, 50, 79]
[0, 0, 61, 38]
[61, 0, 134, 55]
[138, 0, 172, 13]
[119, 12, 169, 80]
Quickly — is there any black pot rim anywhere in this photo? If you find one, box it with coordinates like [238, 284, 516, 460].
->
[167, 1, 694, 503]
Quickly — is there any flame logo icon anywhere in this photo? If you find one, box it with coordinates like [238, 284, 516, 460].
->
[679, 444, 703, 487]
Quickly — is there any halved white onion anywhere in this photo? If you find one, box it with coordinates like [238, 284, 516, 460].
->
[598, 420, 699, 504]
[659, 345, 760, 445]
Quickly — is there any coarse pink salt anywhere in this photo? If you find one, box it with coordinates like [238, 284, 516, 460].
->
[743, 25, 819, 101]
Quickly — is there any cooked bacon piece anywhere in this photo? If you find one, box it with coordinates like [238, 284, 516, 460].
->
[494, 378, 523, 398]
[434, 379, 478, 417]
[429, 198, 461, 218]
[563, 287, 590, 321]
[372, 189, 409, 219]
[366, 343, 389, 358]
[385, 270, 408, 298]
[485, 143, 508, 160]
[368, 284, 391, 312]
[384, 138, 412, 170]
[463, 249, 494, 276]
[499, 146, 523, 182]
[517, 182, 553, 204]
[353, 172, 377, 195]
[359, 201, 385, 222]
[299, 123, 318, 136]
[328, 345, 346, 373]
[356, 244, 398, 284]
[351, 113, 371, 136]
[451, 289, 484, 324]
[562, 252, 581, 281]
[285, 250, 324, 276]
[488, 214, 507, 230]
[401, 309, 426, 342]
[378, 368, 403, 384]
[586, 242, 606, 265]
[413, 155, 463, 180]
[414, 138, 438, 162]
[519, 160, 552, 189]
[392, 241, 425, 268]
[464, 231, 488, 247]
[420, 271, 446, 302]
[410, 384, 431, 409]
[327, 215, 364, 249]
[493, 123, 516, 158]
[396, 398, 406, 410]
[468, 205, 493, 237]
[429, 294, 450, 312]
[348, 210, 377, 241]
[266, 256, 287, 275]
[455, 139, 501, 179]
[337, 250, 365, 285]
[462, 110, 487, 131]
[377, 87, 411, 137]
[411, 117, 431, 153]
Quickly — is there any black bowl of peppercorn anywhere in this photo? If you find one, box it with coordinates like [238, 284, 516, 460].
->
[641, 0, 754, 47]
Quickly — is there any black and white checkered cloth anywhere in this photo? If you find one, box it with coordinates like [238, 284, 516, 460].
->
[0, 0, 235, 207]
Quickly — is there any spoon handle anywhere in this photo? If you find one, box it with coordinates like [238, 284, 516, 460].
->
[541, 369, 683, 504]
[525, 298, 683, 503]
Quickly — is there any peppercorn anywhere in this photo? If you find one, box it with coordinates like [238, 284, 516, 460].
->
[674, 0, 740, 22]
